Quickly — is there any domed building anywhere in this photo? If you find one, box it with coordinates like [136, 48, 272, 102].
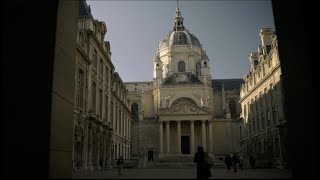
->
[124, 6, 243, 166]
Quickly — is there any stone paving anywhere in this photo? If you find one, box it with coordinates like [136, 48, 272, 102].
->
[73, 167, 292, 179]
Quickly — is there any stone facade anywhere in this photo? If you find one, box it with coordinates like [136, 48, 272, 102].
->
[72, 0, 131, 171]
[239, 28, 287, 168]
[124, 7, 243, 165]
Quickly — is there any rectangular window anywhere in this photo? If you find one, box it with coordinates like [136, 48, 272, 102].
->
[264, 88, 268, 108]
[99, 89, 102, 118]
[257, 117, 260, 131]
[259, 92, 263, 110]
[105, 95, 109, 122]
[115, 106, 118, 131]
[78, 69, 84, 108]
[100, 59, 103, 77]
[93, 49, 97, 69]
[92, 82, 96, 113]
[111, 101, 114, 128]
[105, 66, 109, 85]
[272, 107, 277, 124]
[266, 45, 271, 54]
[261, 113, 265, 129]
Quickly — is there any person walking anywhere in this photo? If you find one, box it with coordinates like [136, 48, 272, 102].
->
[232, 153, 238, 172]
[117, 156, 124, 176]
[238, 154, 244, 171]
[194, 146, 212, 180]
[224, 154, 232, 171]
[249, 155, 256, 171]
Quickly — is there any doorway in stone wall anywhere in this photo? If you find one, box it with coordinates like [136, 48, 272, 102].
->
[147, 150, 154, 161]
[181, 136, 190, 154]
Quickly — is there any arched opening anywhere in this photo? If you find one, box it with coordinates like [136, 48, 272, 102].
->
[178, 61, 185, 72]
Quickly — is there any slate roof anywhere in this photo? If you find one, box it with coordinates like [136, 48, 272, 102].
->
[212, 79, 244, 91]
[79, 0, 93, 18]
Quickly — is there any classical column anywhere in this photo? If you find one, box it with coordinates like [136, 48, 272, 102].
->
[126, 117, 129, 139]
[166, 121, 170, 153]
[88, 127, 93, 169]
[177, 121, 181, 154]
[103, 132, 107, 170]
[159, 121, 164, 154]
[190, 120, 195, 154]
[201, 120, 206, 151]
[128, 145, 131, 159]
[117, 142, 120, 159]
[208, 121, 213, 153]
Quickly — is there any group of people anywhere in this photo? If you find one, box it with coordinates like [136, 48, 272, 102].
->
[224, 153, 243, 172]
[193, 146, 258, 179]
[224, 153, 256, 172]
[113, 146, 257, 179]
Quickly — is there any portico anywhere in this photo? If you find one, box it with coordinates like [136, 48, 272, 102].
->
[158, 101, 214, 159]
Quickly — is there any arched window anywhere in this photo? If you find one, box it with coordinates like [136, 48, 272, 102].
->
[196, 62, 201, 76]
[178, 61, 185, 72]
[131, 103, 139, 121]
[229, 99, 237, 118]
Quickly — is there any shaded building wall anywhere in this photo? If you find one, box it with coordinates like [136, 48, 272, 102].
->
[3, 0, 78, 178]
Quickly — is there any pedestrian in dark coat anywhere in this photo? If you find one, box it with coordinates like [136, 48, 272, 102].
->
[194, 146, 212, 180]
[224, 154, 232, 171]
[232, 153, 238, 172]
[249, 155, 256, 171]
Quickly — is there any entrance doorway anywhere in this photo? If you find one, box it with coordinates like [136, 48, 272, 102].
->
[147, 150, 154, 161]
[181, 136, 190, 154]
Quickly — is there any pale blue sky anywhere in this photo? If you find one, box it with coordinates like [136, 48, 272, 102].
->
[86, 0, 275, 82]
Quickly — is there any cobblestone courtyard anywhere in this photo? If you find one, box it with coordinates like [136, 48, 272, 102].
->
[73, 168, 292, 179]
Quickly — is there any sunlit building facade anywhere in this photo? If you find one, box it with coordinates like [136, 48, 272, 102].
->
[239, 28, 287, 168]
[124, 6, 243, 166]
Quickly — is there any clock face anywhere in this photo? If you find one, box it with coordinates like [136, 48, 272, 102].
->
[177, 74, 187, 82]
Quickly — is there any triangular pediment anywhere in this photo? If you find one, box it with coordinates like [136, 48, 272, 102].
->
[159, 101, 211, 115]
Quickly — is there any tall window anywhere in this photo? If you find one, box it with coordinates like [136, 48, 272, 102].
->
[229, 99, 236, 118]
[92, 82, 96, 113]
[93, 49, 97, 69]
[78, 69, 84, 108]
[115, 106, 118, 131]
[178, 61, 185, 72]
[131, 103, 139, 121]
[111, 101, 114, 128]
[196, 62, 201, 76]
[99, 59, 103, 76]
[272, 107, 277, 124]
[105, 66, 109, 85]
[105, 95, 109, 121]
[99, 89, 102, 118]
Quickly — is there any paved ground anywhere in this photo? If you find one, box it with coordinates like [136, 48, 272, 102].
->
[73, 168, 292, 179]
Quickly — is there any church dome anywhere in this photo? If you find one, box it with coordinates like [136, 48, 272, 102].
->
[159, 30, 202, 49]
[158, 6, 202, 49]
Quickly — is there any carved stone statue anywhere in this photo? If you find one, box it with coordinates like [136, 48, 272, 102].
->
[166, 98, 169, 108]
[200, 97, 204, 107]
[207, 96, 211, 106]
